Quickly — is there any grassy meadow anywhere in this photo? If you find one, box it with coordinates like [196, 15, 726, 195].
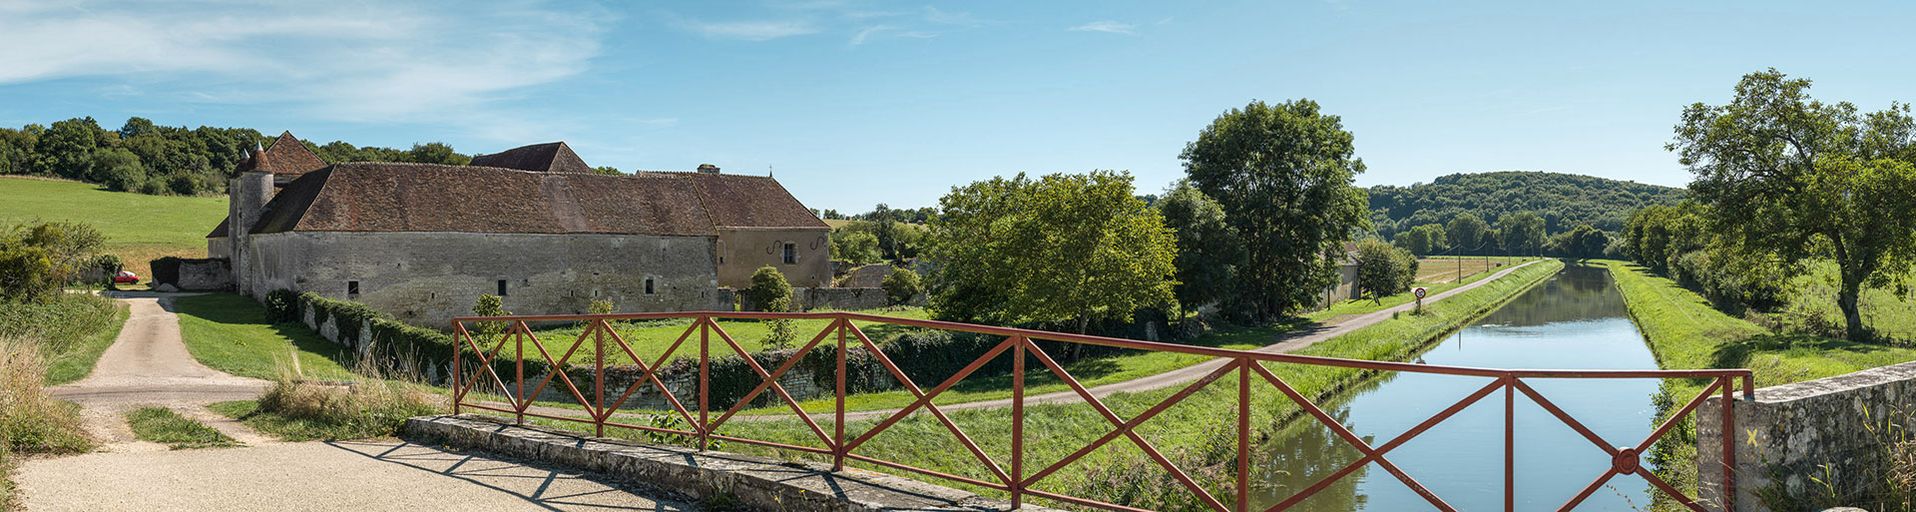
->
[172, 294, 356, 382]
[0, 176, 226, 277]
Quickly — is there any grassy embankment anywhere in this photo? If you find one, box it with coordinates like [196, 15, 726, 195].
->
[0, 294, 124, 510]
[172, 294, 355, 381]
[0, 177, 226, 278]
[1604, 260, 1916, 510]
[533, 260, 1563, 509]
[125, 407, 237, 449]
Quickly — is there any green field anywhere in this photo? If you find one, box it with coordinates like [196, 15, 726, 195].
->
[0, 176, 226, 276]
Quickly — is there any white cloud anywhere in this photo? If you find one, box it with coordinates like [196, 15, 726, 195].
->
[849, 25, 935, 46]
[0, 0, 608, 124]
[1069, 20, 1137, 35]
[678, 19, 820, 41]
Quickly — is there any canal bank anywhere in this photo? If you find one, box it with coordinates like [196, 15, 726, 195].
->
[1249, 262, 1659, 510]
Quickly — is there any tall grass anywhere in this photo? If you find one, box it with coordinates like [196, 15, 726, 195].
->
[220, 356, 437, 442]
[1, 336, 95, 509]
[0, 294, 122, 385]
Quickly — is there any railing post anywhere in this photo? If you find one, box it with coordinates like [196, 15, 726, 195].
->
[698, 316, 710, 452]
[515, 322, 525, 425]
[1722, 376, 1736, 512]
[1011, 336, 1025, 509]
[1504, 375, 1515, 512]
[1237, 357, 1251, 512]
[834, 318, 847, 471]
[451, 322, 461, 415]
[594, 319, 606, 437]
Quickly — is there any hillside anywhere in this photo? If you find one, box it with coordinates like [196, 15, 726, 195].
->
[1367, 171, 1683, 237]
[0, 177, 225, 275]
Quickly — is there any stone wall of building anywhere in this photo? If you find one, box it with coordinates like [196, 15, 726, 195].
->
[715, 227, 831, 289]
[1696, 360, 1916, 512]
[841, 264, 892, 288]
[242, 231, 726, 328]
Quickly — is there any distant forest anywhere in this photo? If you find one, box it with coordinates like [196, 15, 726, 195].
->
[0, 116, 473, 196]
[1367, 171, 1684, 239]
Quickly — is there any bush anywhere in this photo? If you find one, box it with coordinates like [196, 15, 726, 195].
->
[264, 289, 300, 323]
[882, 267, 923, 306]
[743, 266, 793, 312]
[1354, 238, 1417, 300]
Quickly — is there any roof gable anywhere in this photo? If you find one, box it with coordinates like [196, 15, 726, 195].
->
[238, 131, 329, 176]
[468, 142, 593, 174]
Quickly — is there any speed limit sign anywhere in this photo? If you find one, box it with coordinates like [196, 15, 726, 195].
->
[1414, 287, 1427, 299]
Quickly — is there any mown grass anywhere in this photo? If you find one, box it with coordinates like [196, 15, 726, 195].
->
[532, 260, 1564, 509]
[1604, 260, 1916, 510]
[528, 307, 932, 367]
[173, 294, 356, 381]
[0, 177, 226, 277]
[1767, 259, 1916, 345]
[125, 407, 237, 449]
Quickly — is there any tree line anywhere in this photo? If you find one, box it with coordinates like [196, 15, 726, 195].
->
[1368, 171, 1685, 240]
[1620, 69, 1916, 343]
[0, 116, 473, 195]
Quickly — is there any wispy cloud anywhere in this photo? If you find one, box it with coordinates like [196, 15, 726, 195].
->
[923, 6, 988, 27]
[849, 25, 935, 46]
[1069, 20, 1137, 35]
[0, 0, 608, 125]
[677, 18, 820, 41]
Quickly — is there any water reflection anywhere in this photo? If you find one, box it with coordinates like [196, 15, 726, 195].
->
[1254, 264, 1661, 511]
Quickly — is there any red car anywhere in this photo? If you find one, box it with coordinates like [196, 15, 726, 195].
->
[112, 270, 140, 284]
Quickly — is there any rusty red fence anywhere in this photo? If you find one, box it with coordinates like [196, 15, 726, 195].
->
[448, 311, 1753, 512]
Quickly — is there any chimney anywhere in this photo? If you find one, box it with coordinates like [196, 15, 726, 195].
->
[696, 163, 720, 174]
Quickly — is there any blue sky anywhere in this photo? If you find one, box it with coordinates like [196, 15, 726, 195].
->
[2, 1, 1912, 211]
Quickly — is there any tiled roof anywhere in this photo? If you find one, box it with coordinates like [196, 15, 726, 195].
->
[248, 163, 823, 236]
[237, 131, 329, 176]
[468, 142, 593, 174]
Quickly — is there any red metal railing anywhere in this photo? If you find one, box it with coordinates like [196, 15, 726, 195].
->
[448, 311, 1753, 512]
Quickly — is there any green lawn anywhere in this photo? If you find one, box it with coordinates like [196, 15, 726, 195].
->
[0, 293, 128, 385]
[1769, 259, 1916, 345]
[528, 307, 932, 367]
[172, 294, 356, 381]
[125, 407, 238, 449]
[42, 301, 128, 385]
[0, 176, 226, 276]
[532, 260, 1565, 509]
[1604, 260, 1916, 510]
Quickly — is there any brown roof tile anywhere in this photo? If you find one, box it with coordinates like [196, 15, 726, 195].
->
[250, 162, 824, 236]
[238, 131, 329, 176]
[468, 142, 593, 174]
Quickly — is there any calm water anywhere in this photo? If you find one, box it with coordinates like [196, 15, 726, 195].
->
[1253, 264, 1662, 511]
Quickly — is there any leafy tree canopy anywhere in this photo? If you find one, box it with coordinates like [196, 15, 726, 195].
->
[1671, 68, 1916, 341]
[924, 170, 1177, 332]
[1182, 99, 1369, 319]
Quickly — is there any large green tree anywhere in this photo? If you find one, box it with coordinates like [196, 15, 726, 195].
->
[925, 171, 1177, 332]
[1154, 181, 1243, 310]
[1497, 211, 1546, 256]
[1181, 99, 1369, 319]
[1446, 213, 1490, 255]
[1353, 239, 1416, 301]
[1393, 223, 1448, 256]
[1671, 69, 1916, 341]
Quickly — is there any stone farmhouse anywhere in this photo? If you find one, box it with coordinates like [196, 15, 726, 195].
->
[205, 132, 831, 327]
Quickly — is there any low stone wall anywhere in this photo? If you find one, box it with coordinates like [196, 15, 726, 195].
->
[149, 257, 234, 292]
[799, 287, 890, 310]
[403, 415, 1057, 511]
[841, 264, 892, 288]
[1697, 360, 1916, 511]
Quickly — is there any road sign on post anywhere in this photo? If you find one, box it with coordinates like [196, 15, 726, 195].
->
[1413, 287, 1428, 314]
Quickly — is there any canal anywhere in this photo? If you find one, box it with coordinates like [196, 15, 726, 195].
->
[1254, 263, 1663, 510]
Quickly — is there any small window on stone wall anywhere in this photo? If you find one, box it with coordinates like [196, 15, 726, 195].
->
[783, 243, 797, 264]
[645, 277, 655, 295]
[497, 279, 509, 296]
[347, 281, 359, 298]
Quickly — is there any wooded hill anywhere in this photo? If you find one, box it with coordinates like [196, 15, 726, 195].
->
[1367, 171, 1684, 238]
